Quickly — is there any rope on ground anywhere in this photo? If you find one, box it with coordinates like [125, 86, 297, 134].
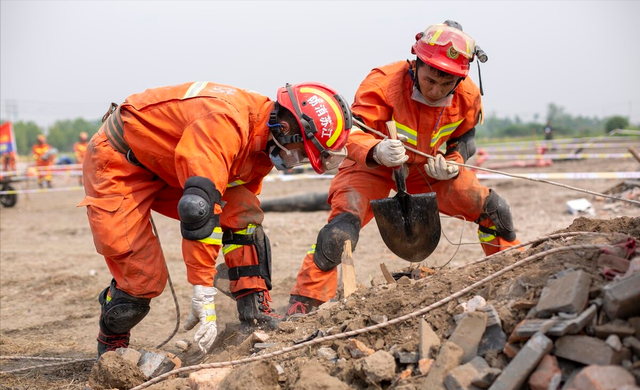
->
[452, 231, 614, 270]
[353, 118, 640, 206]
[0, 357, 94, 374]
[0, 216, 181, 376]
[129, 238, 613, 390]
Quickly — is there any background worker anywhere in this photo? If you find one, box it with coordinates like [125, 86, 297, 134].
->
[1, 151, 17, 173]
[79, 81, 352, 356]
[74, 132, 89, 164]
[31, 134, 55, 188]
[286, 21, 521, 316]
[73, 132, 89, 184]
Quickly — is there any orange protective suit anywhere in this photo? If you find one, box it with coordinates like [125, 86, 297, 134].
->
[32, 140, 54, 186]
[79, 82, 275, 299]
[73, 140, 88, 164]
[291, 61, 520, 303]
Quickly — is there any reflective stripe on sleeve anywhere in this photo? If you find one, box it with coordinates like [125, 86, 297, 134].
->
[183, 82, 209, 99]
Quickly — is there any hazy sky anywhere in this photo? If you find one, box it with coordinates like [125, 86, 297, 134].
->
[2, 1, 639, 129]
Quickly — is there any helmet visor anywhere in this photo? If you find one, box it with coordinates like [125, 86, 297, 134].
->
[320, 146, 348, 171]
[280, 147, 310, 168]
[421, 24, 475, 59]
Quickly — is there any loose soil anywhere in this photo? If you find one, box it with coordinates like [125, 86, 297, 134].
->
[1, 149, 639, 389]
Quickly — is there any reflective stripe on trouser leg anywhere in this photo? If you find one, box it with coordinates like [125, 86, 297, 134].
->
[478, 221, 521, 256]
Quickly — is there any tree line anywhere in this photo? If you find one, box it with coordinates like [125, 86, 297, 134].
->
[477, 103, 637, 141]
[1, 103, 637, 156]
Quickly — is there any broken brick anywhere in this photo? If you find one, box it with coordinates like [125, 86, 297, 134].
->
[553, 335, 629, 365]
[535, 270, 591, 318]
[571, 365, 636, 390]
[421, 341, 464, 390]
[448, 311, 487, 364]
[528, 355, 561, 390]
[478, 324, 507, 357]
[419, 318, 441, 359]
[602, 272, 640, 319]
[488, 333, 553, 390]
[595, 318, 637, 339]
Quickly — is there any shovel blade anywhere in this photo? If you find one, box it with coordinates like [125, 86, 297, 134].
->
[371, 192, 440, 262]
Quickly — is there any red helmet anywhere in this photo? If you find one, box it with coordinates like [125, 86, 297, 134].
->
[276, 82, 352, 174]
[411, 24, 476, 77]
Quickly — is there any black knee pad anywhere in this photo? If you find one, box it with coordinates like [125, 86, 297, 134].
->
[314, 212, 361, 271]
[178, 176, 221, 241]
[478, 189, 516, 242]
[99, 280, 151, 335]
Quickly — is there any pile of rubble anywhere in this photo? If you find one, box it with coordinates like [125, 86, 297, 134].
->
[88, 218, 640, 390]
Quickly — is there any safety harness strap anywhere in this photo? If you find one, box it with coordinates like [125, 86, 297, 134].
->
[227, 265, 262, 280]
[102, 104, 143, 167]
[222, 230, 254, 246]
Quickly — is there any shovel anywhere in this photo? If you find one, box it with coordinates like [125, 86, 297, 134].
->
[370, 121, 441, 262]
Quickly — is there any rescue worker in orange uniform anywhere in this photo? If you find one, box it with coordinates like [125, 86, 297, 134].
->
[74, 132, 89, 164]
[1, 151, 17, 173]
[79, 81, 352, 356]
[286, 21, 521, 316]
[31, 134, 55, 188]
[73, 132, 89, 185]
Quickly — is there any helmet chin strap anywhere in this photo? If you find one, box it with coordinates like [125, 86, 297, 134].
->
[267, 102, 303, 156]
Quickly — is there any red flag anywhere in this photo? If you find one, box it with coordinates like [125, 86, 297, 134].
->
[0, 122, 17, 154]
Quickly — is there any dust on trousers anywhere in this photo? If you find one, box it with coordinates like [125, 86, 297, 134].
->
[290, 160, 520, 303]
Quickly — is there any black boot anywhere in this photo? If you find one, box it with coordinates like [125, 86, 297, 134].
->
[285, 295, 323, 319]
[235, 289, 281, 330]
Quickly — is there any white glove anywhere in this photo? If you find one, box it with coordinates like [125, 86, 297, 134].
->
[372, 135, 409, 167]
[425, 154, 459, 180]
[184, 285, 218, 353]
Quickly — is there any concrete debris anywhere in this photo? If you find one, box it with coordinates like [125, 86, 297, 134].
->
[421, 341, 464, 390]
[448, 311, 488, 364]
[488, 332, 553, 390]
[568, 365, 636, 390]
[347, 338, 375, 358]
[97, 234, 640, 390]
[535, 270, 591, 318]
[359, 350, 396, 384]
[137, 349, 177, 379]
[419, 318, 441, 359]
[603, 271, 640, 319]
[189, 367, 233, 390]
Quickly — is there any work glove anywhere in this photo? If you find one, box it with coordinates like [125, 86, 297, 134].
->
[372, 135, 409, 167]
[425, 154, 459, 180]
[184, 285, 218, 353]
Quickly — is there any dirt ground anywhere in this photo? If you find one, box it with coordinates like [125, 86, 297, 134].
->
[1, 139, 639, 389]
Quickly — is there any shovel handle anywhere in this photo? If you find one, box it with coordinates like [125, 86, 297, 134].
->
[385, 121, 407, 194]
